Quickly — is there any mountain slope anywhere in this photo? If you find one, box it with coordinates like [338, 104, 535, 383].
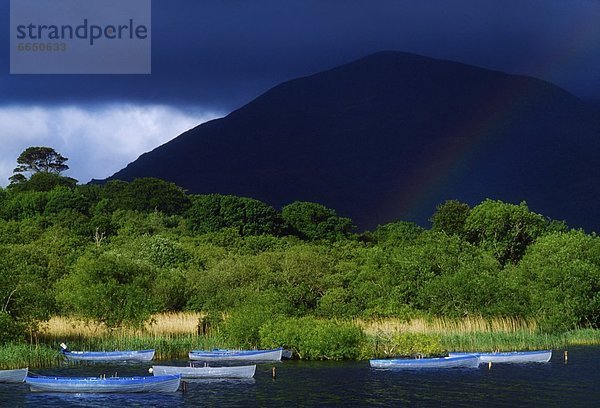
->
[105, 51, 600, 231]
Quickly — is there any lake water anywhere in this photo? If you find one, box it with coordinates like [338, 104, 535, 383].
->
[1, 346, 598, 407]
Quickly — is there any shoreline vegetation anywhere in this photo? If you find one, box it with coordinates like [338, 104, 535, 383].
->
[1, 313, 598, 369]
[1, 154, 599, 370]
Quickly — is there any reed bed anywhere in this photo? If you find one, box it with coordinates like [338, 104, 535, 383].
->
[355, 316, 538, 336]
[6, 313, 595, 368]
[0, 344, 61, 370]
[37, 312, 218, 361]
[40, 312, 204, 338]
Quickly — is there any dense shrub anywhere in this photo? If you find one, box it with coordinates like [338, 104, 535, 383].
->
[260, 317, 364, 360]
[364, 332, 445, 358]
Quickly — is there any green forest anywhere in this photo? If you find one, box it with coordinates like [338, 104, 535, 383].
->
[1, 148, 599, 361]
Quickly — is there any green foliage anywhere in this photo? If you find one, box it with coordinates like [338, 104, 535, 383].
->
[430, 199, 470, 237]
[140, 235, 190, 268]
[0, 166, 598, 346]
[412, 235, 522, 317]
[512, 230, 600, 332]
[218, 293, 285, 348]
[282, 201, 355, 241]
[0, 190, 48, 220]
[10, 172, 77, 193]
[465, 200, 550, 264]
[44, 186, 89, 215]
[364, 332, 445, 358]
[0, 343, 60, 369]
[187, 194, 284, 236]
[0, 312, 24, 344]
[260, 316, 364, 360]
[0, 245, 55, 336]
[372, 221, 424, 246]
[12, 146, 69, 178]
[103, 178, 191, 215]
[317, 287, 362, 318]
[56, 251, 159, 328]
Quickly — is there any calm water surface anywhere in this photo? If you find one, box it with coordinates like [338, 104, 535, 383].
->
[1, 346, 598, 407]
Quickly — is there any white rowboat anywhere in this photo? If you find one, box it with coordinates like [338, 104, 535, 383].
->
[25, 374, 180, 393]
[448, 350, 552, 363]
[0, 368, 28, 383]
[152, 364, 256, 379]
[61, 349, 155, 362]
[370, 355, 480, 369]
[189, 348, 283, 362]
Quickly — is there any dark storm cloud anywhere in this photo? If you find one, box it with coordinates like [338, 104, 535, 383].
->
[1, 0, 600, 110]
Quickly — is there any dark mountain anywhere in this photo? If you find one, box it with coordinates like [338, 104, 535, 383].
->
[104, 52, 600, 231]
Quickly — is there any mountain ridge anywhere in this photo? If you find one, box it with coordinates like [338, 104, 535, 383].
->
[103, 51, 600, 231]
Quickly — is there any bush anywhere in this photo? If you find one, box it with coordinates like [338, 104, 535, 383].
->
[260, 317, 364, 360]
[0, 312, 24, 344]
[365, 332, 445, 358]
[56, 251, 159, 328]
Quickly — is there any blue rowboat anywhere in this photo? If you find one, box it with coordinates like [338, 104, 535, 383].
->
[449, 350, 552, 363]
[0, 368, 28, 383]
[189, 347, 283, 362]
[61, 349, 155, 362]
[152, 364, 256, 379]
[370, 355, 480, 369]
[25, 374, 181, 393]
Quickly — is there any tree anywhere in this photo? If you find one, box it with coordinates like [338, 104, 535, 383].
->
[281, 201, 355, 241]
[102, 178, 190, 215]
[57, 251, 159, 328]
[512, 230, 600, 332]
[12, 147, 69, 181]
[464, 200, 550, 265]
[372, 221, 424, 246]
[430, 199, 470, 237]
[187, 194, 284, 236]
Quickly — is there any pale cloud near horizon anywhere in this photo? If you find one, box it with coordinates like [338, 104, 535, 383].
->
[0, 104, 223, 187]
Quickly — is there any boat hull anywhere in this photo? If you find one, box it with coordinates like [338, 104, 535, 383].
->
[26, 375, 180, 393]
[0, 368, 28, 383]
[370, 355, 480, 369]
[449, 350, 552, 363]
[152, 365, 256, 379]
[62, 349, 155, 362]
[189, 348, 283, 362]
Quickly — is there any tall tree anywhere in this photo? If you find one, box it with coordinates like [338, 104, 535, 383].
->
[12, 146, 69, 180]
[430, 199, 471, 237]
[282, 201, 355, 241]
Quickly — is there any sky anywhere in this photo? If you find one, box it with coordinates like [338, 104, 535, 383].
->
[1, 0, 599, 186]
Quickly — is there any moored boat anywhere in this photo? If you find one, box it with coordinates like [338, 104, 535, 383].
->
[25, 374, 181, 393]
[0, 368, 28, 383]
[370, 355, 480, 369]
[61, 346, 155, 362]
[152, 364, 256, 379]
[189, 347, 283, 362]
[448, 350, 552, 363]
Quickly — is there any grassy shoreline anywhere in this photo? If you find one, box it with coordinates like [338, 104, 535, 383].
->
[1, 314, 598, 369]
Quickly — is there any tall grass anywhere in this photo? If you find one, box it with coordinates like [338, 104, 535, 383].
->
[2, 313, 595, 368]
[36, 312, 222, 361]
[355, 316, 538, 336]
[356, 316, 599, 353]
[40, 312, 204, 338]
[0, 343, 60, 370]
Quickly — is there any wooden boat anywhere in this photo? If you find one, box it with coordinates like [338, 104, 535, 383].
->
[370, 355, 480, 369]
[189, 347, 283, 362]
[25, 374, 181, 393]
[61, 349, 155, 362]
[152, 364, 256, 379]
[448, 350, 552, 363]
[0, 368, 28, 383]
